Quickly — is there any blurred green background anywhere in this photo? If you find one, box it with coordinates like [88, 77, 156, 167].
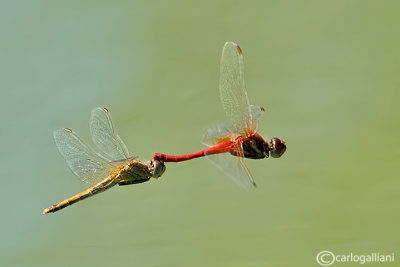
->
[1, 1, 399, 266]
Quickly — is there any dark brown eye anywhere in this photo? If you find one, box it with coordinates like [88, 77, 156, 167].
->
[270, 138, 286, 158]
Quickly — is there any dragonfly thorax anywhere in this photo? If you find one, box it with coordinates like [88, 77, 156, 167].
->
[118, 159, 152, 185]
[238, 134, 269, 159]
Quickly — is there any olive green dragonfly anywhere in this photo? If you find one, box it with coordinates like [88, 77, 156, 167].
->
[42, 107, 166, 214]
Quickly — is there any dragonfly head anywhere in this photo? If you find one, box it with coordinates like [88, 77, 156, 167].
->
[150, 159, 166, 178]
[269, 137, 286, 158]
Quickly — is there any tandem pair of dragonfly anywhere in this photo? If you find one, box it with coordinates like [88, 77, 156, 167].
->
[42, 42, 287, 214]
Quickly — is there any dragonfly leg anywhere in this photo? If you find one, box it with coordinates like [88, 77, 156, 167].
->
[118, 178, 150, 186]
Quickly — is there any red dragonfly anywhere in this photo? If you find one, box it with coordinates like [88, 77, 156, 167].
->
[153, 42, 286, 188]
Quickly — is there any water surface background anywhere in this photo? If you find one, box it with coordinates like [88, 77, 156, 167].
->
[1, 1, 399, 266]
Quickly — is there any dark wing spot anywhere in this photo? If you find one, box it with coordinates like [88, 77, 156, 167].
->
[236, 45, 243, 55]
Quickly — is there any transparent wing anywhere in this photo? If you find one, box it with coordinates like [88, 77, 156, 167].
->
[54, 128, 113, 185]
[201, 124, 256, 188]
[90, 107, 130, 161]
[205, 150, 256, 189]
[249, 105, 265, 133]
[201, 125, 235, 147]
[219, 42, 255, 135]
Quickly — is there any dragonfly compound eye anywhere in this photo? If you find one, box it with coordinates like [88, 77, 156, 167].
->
[152, 160, 166, 178]
[270, 138, 286, 158]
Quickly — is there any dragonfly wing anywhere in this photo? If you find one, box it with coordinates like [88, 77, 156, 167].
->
[249, 105, 265, 132]
[202, 124, 256, 188]
[205, 152, 256, 189]
[90, 107, 130, 161]
[219, 42, 255, 135]
[201, 125, 234, 147]
[54, 128, 113, 185]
